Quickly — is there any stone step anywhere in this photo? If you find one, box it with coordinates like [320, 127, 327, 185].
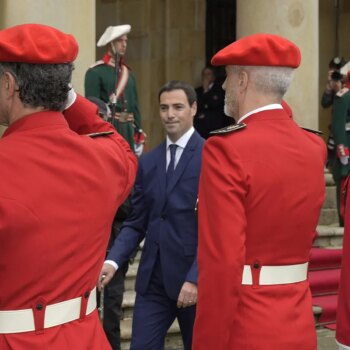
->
[125, 263, 138, 291]
[313, 305, 322, 323]
[316, 328, 338, 350]
[318, 208, 339, 226]
[322, 185, 337, 209]
[324, 171, 335, 186]
[315, 225, 344, 248]
[122, 290, 136, 318]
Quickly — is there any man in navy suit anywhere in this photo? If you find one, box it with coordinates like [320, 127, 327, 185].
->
[98, 80, 205, 350]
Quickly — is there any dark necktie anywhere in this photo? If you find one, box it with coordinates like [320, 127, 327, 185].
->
[166, 144, 178, 186]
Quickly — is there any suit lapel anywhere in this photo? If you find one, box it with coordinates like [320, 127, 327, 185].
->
[166, 131, 200, 195]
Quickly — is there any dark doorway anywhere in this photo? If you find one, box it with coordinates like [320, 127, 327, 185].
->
[206, 0, 236, 83]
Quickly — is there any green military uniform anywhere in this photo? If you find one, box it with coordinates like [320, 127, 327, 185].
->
[84, 54, 142, 150]
[331, 86, 350, 226]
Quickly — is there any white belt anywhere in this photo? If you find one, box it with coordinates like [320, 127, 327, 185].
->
[242, 262, 308, 285]
[0, 287, 96, 334]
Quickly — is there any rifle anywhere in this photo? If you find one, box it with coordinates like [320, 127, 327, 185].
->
[108, 52, 136, 149]
[98, 274, 106, 323]
[109, 52, 121, 130]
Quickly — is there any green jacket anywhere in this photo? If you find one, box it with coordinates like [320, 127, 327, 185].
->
[331, 87, 350, 180]
[84, 59, 142, 149]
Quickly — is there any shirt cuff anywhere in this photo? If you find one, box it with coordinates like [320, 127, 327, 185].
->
[104, 260, 118, 270]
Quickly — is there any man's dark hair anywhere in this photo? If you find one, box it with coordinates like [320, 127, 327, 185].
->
[0, 62, 74, 111]
[158, 80, 197, 106]
[202, 66, 215, 75]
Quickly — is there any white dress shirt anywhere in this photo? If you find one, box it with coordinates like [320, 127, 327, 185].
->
[166, 126, 195, 170]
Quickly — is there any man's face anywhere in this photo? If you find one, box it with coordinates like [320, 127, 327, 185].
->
[111, 35, 128, 56]
[202, 68, 215, 84]
[159, 89, 197, 142]
[222, 66, 240, 120]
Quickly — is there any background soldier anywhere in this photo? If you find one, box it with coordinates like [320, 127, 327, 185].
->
[329, 66, 350, 227]
[193, 66, 232, 139]
[85, 24, 144, 155]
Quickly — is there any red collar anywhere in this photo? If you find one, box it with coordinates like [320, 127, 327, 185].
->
[102, 53, 130, 70]
[3, 111, 68, 137]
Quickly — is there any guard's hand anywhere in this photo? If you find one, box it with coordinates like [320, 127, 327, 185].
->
[98, 263, 117, 291]
[114, 112, 134, 123]
[177, 281, 197, 308]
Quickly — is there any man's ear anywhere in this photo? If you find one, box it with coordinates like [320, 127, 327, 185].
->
[238, 71, 248, 92]
[191, 100, 197, 117]
[2, 72, 17, 96]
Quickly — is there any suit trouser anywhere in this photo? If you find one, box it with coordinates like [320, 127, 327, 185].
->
[130, 257, 196, 350]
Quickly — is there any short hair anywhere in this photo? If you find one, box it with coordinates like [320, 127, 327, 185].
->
[158, 80, 197, 106]
[233, 65, 294, 99]
[202, 66, 215, 74]
[0, 62, 74, 111]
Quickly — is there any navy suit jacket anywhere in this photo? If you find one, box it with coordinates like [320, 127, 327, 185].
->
[107, 131, 204, 300]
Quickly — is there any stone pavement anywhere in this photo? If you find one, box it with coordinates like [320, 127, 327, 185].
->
[317, 328, 338, 350]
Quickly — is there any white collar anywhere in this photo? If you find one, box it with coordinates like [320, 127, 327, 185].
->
[237, 104, 282, 124]
[166, 127, 195, 149]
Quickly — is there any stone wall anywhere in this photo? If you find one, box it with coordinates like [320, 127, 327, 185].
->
[1, 0, 347, 146]
[237, 0, 319, 130]
[0, 0, 95, 95]
[96, 0, 206, 148]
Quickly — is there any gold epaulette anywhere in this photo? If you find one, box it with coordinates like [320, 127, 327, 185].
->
[209, 123, 246, 136]
[336, 87, 349, 97]
[88, 60, 104, 69]
[86, 131, 114, 138]
[301, 127, 323, 135]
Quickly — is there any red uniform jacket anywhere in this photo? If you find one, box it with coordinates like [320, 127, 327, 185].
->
[0, 95, 137, 349]
[193, 109, 326, 350]
[336, 178, 350, 347]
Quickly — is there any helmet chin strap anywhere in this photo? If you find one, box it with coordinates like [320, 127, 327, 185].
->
[110, 42, 117, 55]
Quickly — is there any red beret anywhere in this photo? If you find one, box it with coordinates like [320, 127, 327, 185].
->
[212, 33, 300, 68]
[0, 24, 78, 64]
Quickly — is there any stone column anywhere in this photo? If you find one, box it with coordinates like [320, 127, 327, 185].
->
[236, 0, 319, 129]
[0, 0, 95, 95]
